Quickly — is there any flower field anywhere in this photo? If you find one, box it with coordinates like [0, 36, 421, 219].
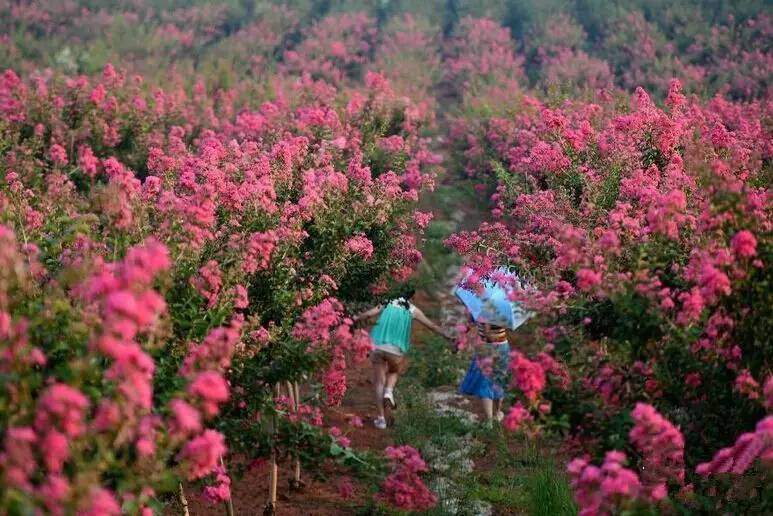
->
[0, 1, 770, 515]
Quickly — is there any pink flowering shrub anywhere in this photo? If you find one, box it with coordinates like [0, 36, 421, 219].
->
[525, 14, 614, 94]
[0, 235, 229, 513]
[372, 14, 440, 123]
[449, 82, 772, 511]
[0, 55, 435, 511]
[444, 15, 526, 139]
[281, 12, 378, 86]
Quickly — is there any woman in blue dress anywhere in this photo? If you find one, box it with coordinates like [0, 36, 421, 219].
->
[458, 321, 510, 423]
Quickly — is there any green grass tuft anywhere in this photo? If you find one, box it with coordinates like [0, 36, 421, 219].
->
[525, 460, 577, 516]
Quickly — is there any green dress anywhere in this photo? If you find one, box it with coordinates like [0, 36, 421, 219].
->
[370, 300, 415, 355]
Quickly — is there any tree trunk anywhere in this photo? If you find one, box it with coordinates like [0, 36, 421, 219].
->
[292, 382, 302, 485]
[221, 456, 235, 516]
[179, 483, 190, 516]
[264, 383, 280, 515]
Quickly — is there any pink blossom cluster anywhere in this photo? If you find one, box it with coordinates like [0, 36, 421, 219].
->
[242, 231, 277, 273]
[503, 402, 533, 432]
[377, 446, 437, 511]
[345, 234, 375, 260]
[629, 403, 685, 495]
[329, 426, 351, 448]
[191, 260, 223, 309]
[292, 298, 349, 346]
[535, 351, 571, 390]
[274, 396, 324, 427]
[509, 351, 547, 402]
[202, 463, 232, 504]
[178, 430, 227, 481]
[567, 451, 645, 515]
[735, 369, 761, 400]
[696, 416, 773, 477]
[582, 363, 626, 407]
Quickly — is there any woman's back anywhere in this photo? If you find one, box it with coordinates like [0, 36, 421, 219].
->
[370, 300, 414, 354]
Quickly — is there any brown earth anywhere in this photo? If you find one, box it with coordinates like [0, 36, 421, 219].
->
[175, 363, 393, 516]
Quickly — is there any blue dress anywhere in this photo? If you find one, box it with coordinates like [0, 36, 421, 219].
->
[458, 341, 510, 400]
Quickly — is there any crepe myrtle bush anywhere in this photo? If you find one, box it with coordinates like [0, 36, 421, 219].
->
[447, 81, 773, 513]
[0, 63, 438, 513]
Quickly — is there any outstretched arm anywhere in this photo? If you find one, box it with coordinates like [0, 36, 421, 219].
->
[352, 305, 382, 323]
[413, 307, 453, 340]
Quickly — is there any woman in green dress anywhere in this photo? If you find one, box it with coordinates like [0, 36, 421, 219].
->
[354, 288, 452, 429]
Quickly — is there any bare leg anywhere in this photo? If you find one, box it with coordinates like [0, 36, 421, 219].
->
[494, 399, 502, 414]
[385, 371, 399, 393]
[481, 398, 494, 420]
[373, 360, 387, 420]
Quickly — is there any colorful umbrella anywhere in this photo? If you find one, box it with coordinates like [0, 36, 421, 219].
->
[454, 267, 533, 330]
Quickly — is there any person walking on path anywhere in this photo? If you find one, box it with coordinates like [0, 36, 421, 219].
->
[458, 320, 510, 425]
[353, 287, 452, 429]
[454, 267, 533, 425]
